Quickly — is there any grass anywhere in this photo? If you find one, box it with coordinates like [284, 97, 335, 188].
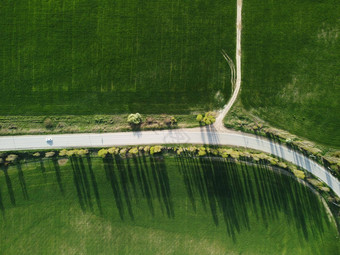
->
[0, 0, 235, 115]
[0, 155, 338, 254]
[241, 0, 340, 147]
[0, 114, 199, 135]
[224, 100, 340, 178]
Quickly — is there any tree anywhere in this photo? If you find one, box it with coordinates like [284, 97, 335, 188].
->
[197, 112, 216, 125]
[127, 113, 142, 125]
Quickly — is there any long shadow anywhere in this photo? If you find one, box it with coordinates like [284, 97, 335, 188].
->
[16, 162, 29, 200]
[1, 166, 15, 206]
[138, 154, 154, 196]
[198, 157, 219, 226]
[51, 158, 64, 195]
[39, 158, 46, 174]
[78, 157, 93, 212]
[176, 154, 329, 242]
[153, 156, 174, 218]
[176, 155, 196, 212]
[73, 157, 89, 208]
[103, 155, 125, 220]
[69, 157, 86, 212]
[114, 155, 134, 220]
[86, 155, 103, 215]
[0, 185, 4, 214]
[130, 155, 144, 197]
[132, 155, 154, 217]
[148, 154, 165, 215]
[126, 157, 138, 200]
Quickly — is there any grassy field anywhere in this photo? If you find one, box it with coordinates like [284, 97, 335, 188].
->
[0, 0, 235, 115]
[241, 0, 339, 147]
[0, 155, 338, 254]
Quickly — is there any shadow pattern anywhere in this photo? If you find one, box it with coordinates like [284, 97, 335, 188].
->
[176, 154, 329, 242]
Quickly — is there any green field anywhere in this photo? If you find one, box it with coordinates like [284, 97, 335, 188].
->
[0, 0, 235, 115]
[0, 155, 338, 254]
[241, 0, 340, 147]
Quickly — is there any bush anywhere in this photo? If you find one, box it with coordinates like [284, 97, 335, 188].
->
[196, 114, 203, 122]
[129, 147, 139, 154]
[45, 152, 55, 158]
[197, 112, 216, 125]
[127, 113, 142, 125]
[164, 116, 177, 126]
[6, 154, 18, 162]
[98, 149, 108, 158]
[44, 118, 54, 129]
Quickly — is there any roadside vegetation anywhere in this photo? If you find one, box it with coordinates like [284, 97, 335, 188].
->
[224, 101, 340, 179]
[0, 146, 339, 254]
[1, 145, 339, 210]
[0, 114, 197, 135]
[241, 0, 339, 147]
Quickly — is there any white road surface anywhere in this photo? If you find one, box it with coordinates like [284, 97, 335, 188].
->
[0, 128, 339, 197]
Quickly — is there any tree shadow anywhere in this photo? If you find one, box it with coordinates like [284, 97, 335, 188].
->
[102, 155, 125, 220]
[78, 157, 93, 212]
[86, 155, 103, 215]
[1, 165, 16, 206]
[69, 157, 86, 212]
[16, 162, 29, 200]
[39, 158, 46, 174]
[176, 155, 329, 242]
[51, 158, 64, 196]
[149, 155, 174, 218]
[0, 185, 4, 215]
[114, 155, 134, 220]
[128, 154, 154, 217]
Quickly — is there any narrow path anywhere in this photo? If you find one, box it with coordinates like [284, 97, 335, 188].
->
[214, 0, 243, 131]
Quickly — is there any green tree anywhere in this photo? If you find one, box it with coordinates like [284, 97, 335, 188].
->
[127, 113, 142, 125]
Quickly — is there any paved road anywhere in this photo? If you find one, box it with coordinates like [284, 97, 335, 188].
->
[0, 127, 339, 197]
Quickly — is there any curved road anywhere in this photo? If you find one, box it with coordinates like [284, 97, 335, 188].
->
[0, 128, 339, 197]
[1, 0, 339, 197]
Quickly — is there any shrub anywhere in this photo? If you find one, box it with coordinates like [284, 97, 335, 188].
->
[6, 154, 18, 162]
[45, 152, 55, 158]
[150, 145, 162, 155]
[164, 116, 177, 126]
[108, 147, 119, 155]
[44, 118, 54, 129]
[293, 169, 305, 179]
[76, 149, 88, 156]
[59, 150, 68, 156]
[129, 147, 139, 154]
[98, 149, 108, 158]
[196, 114, 203, 122]
[127, 113, 142, 125]
[119, 148, 127, 156]
[197, 112, 216, 125]
[198, 147, 206, 156]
